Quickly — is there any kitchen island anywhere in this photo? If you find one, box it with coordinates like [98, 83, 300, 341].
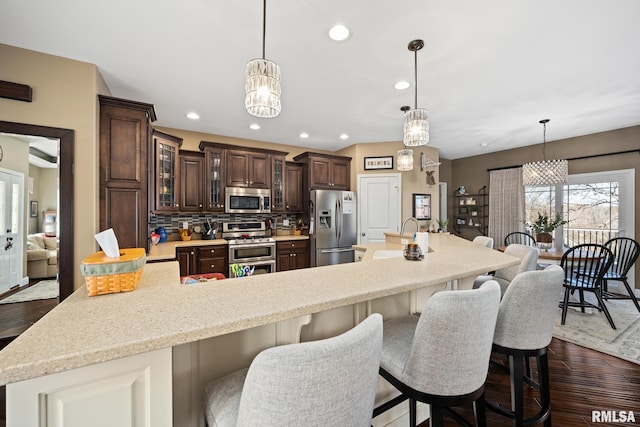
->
[0, 233, 518, 427]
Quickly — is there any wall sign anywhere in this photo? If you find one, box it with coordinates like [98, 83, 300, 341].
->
[364, 156, 393, 170]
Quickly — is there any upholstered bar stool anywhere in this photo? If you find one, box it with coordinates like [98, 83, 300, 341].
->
[473, 244, 539, 296]
[373, 281, 501, 427]
[487, 265, 564, 427]
[472, 235, 494, 249]
[202, 313, 382, 427]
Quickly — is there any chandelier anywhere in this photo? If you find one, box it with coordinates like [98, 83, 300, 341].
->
[245, 0, 281, 118]
[403, 39, 429, 146]
[522, 119, 568, 186]
[397, 106, 414, 171]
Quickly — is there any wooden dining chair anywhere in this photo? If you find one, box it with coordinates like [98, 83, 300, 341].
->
[504, 231, 537, 247]
[560, 244, 615, 329]
[601, 237, 640, 313]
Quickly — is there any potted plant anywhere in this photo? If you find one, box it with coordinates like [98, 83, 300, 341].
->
[436, 218, 448, 233]
[527, 212, 567, 249]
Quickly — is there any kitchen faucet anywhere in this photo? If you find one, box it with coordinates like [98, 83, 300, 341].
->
[400, 217, 419, 238]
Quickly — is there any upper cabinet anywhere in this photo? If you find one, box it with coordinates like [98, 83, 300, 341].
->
[179, 150, 204, 212]
[226, 149, 270, 188]
[285, 162, 303, 212]
[152, 130, 183, 213]
[271, 155, 286, 212]
[201, 144, 225, 212]
[293, 152, 351, 190]
[99, 95, 156, 250]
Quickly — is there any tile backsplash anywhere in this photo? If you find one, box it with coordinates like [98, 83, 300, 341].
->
[149, 213, 299, 239]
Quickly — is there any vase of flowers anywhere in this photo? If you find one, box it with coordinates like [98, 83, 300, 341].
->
[527, 212, 567, 251]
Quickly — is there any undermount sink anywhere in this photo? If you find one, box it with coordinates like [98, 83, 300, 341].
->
[372, 250, 404, 260]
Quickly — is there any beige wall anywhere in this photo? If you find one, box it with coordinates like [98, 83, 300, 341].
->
[337, 141, 442, 230]
[0, 43, 108, 289]
[450, 125, 640, 282]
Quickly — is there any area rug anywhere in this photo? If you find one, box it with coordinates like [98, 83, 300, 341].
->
[553, 295, 640, 365]
[0, 280, 59, 304]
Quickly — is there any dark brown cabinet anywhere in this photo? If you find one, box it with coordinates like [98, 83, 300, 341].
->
[176, 246, 197, 277]
[197, 245, 227, 275]
[293, 152, 351, 190]
[152, 130, 182, 213]
[271, 155, 285, 212]
[202, 145, 225, 212]
[179, 151, 204, 212]
[285, 162, 303, 212]
[276, 240, 309, 272]
[226, 149, 270, 189]
[99, 95, 156, 250]
[177, 244, 228, 276]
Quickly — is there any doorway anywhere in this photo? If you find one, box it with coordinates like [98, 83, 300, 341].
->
[0, 121, 74, 301]
[357, 173, 401, 244]
[0, 169, 23, 293]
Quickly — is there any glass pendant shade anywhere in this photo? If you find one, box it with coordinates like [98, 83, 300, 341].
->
[403, 108, 429, 147]
[245, 58, 281, 118]
[397, 148, 414, 171]
[522, 159, 568, 186]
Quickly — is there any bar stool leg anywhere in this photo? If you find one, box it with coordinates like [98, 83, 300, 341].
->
[509, 354, 525, 427]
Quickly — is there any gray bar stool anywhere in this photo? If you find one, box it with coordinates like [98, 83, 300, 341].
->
[487, 265, 564, 427]
[202, 313, 382, 427]
[373, 281, 501, 427]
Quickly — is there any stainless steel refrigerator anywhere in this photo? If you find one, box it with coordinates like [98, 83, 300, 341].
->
[309, 189, 357, 267]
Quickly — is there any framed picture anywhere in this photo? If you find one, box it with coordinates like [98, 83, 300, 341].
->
[412, 193, 431, 220]
[459, 206, 469, 215]
[30, 201, 38, 217]
[364, 156, 393, 170]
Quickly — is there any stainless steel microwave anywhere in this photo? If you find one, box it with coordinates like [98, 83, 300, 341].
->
[225, 187, 271, 214]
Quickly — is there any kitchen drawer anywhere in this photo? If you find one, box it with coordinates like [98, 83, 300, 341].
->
[277, 240, 308, 250]
[198, 257, 226, 274]
[198, 247, 225, 258]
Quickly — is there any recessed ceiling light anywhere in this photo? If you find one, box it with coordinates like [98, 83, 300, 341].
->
[299, 132, 309, 139]
[249, 123, 260, 130]
[339, 134, 349, 140]
[480, 143, 488, 147]
[328, 24, 351, 42]
[186, 112, 200, 120]
[394, 81, 410, 90]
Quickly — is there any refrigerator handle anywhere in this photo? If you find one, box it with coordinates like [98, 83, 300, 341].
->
[336, 197, 342, 242]
[319, 248, 354, 254]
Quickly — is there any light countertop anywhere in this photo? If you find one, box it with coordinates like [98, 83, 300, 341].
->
[147, 235, 309, 261]
[0, 233, 517, 386]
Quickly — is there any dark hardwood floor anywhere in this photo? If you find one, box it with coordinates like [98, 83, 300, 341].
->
[0, 291, 639, 426]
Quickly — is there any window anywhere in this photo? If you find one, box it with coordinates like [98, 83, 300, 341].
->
[524, 170, 633, 247]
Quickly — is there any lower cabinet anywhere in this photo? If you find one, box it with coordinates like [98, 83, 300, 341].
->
[177, 244, 228, 277]
[276, 240, 309, 272]
[7, 347, 172, 427]
[197, 245, 227, 274]
[176, 246, 197, 277]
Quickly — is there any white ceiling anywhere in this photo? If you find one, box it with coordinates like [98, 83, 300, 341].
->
[2, 0, 639, 159]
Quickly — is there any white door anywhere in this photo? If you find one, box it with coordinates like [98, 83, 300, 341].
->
[357, 174, 401, 244]
[0, 169, 24, 292]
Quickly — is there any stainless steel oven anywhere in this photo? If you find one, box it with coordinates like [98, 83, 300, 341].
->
[224, 221, 276, 277]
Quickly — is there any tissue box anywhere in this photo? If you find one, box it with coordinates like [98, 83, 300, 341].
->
[81, 248, 146, 296]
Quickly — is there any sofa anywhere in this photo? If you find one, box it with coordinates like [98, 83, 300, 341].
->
[26, 233, 58, 279]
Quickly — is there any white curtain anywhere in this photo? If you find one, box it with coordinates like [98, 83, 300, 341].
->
[488, 168, 526, 247]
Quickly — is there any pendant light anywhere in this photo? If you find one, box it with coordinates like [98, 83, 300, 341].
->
[397, 106, 414, 171]
[403, 39, 429, 146]
[245, 0, 281, 118]
[522, 119, 568, 186]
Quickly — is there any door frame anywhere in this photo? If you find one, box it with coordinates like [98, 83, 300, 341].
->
[357, 173, 402, 245]
[0, 121, 74, 301]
